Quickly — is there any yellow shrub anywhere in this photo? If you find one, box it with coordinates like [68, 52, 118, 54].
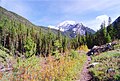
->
[77, 45, 89, 52]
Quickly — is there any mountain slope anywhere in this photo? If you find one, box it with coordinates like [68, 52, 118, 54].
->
[0, 6, 34, 27]
[0, 6, 58, 35]
[0, 6, 62, 56]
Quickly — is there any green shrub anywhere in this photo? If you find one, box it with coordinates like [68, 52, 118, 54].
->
[90, 51, 120, 81]
[69, 49, 79, 59]
[24, 36, 36, 58]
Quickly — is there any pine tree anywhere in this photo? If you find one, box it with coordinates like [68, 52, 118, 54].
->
[46, 27, 53, 54]
[107, 24, 114, 40]
[96, 22, 108, 45]
[35, 30, 42, 56]
[86, 32, 94, 48]
[105, 33, 111, 43]
[113, 21, 118, 39]
[57, 27, 62, 52]
[108, 17, 112, 26]
[24, 35, 36, 58]
[62, 36, 67, 52]
[117, 23, 120, 39]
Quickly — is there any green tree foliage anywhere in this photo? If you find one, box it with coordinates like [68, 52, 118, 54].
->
[105, 33, 111, 43]
[94, 22, 112, 45]
[52, 40, 62, 59]
[107, 24, 114, 39]
[86, 32, 94, 48]
[107, 17, 120, 40]
[54, 40, 62, 50]
[62, 36, 68, 52]
[108, 17, 112, 26]
[70, 34, 87, 49]
[114, 21, 120, 39]
[24, 36, 36, 58]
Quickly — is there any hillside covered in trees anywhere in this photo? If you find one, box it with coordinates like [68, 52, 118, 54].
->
[0, 6, 120, 81]
[0, 6, 92, 57]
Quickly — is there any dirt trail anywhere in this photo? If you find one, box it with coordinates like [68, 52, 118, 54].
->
[76, 56, 92, 81]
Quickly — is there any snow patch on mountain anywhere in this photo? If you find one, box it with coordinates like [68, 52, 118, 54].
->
[57, 20, 76, 27]
[56, 20, 76, 31]
[48, 25, 64, 31]
[48, 25, 58, 29]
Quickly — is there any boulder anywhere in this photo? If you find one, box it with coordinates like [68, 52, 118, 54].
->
[87, 62, 99, 68]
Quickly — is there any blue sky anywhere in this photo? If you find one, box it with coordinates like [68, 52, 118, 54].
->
[0, 0, 120, 31]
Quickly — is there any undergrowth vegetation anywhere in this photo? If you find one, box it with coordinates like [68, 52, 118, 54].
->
[77, 45, 89, 52]
[0, 50, 87, 81]
[90, 50, 120, 81]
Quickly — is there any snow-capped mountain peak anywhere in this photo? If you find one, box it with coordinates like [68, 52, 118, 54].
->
[57, 20, 76, 27]
[48, 20, 95, 37]
[56, 20, 76, 31]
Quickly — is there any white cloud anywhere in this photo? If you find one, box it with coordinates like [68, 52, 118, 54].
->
[84, 15, 109, 31]
[96, 15, 109, 25]
[96, 15, 109, 21]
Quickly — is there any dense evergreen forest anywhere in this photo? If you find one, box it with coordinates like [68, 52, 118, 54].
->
[0, 6, 88, 58]
[0, 6, 120, 58]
